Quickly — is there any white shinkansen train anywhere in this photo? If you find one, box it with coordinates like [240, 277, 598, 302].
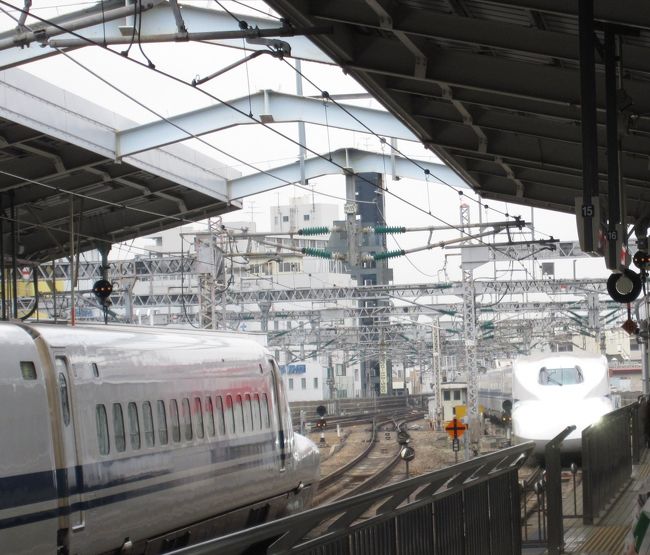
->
[0, 322, 320, 555]
[480, 353, 614, 455]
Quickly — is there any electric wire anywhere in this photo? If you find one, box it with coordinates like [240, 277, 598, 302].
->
[0, 0, 588, 348]
[0, 0, 538, 261]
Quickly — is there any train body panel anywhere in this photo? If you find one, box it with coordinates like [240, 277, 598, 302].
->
[511, 353, 613, 455]
[478, 364, 512, 420]
[0, 325, 59, 555]
[0, 322, 320, 555]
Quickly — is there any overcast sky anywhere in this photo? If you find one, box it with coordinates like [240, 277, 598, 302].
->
[1, 0, 612, 285]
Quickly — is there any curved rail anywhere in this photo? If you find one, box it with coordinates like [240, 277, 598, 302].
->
[315, 412, 425, 504]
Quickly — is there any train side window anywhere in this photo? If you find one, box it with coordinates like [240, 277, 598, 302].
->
[113, 403, 126, 452]
[128, 402, 141, 450]
[252, 394, 262, 431]
[57, 373, 71, 427]
[243, 394, 253, 432]
[234, 395, 244, 433]
[194, 397, 204, 439]
[142, 401, 155, 447]
[261, 394, 270, 429]
[170, 399, 181, 443]
[95, 404, 110, 455]
[182, 398, 193, 441]
[157, 400, 168, 445]
[92, 363, 99, 378]
[20, 361, 37, 380]
[215, 396, 226, 436]
[225, 395, 235, 435]
[205, 397, 215, 437]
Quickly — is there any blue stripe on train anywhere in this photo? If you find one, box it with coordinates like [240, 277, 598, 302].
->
[0, 432, 277, 528]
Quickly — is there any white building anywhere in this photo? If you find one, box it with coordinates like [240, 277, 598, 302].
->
[90, 200, 364, 402]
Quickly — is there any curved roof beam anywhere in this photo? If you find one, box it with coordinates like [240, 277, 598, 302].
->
[0, 2, 332, 70]
[228, 147, 467, 199]
[116, 89, 417, 158]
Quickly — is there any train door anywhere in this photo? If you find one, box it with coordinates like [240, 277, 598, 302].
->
[269, 359, 293, 471]
[53, 355, 85, 533]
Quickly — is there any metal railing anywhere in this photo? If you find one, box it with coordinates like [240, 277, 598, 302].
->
[171, 442, 534, 555]
[545, 426, 576, 555]
[520, 427, 575, 553]
[582, 403, 636, 524]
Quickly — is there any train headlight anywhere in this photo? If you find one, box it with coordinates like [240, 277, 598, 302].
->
[581, 398, 613, 427]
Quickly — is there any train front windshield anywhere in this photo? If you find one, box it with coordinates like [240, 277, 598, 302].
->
[538, 366, 584, 386]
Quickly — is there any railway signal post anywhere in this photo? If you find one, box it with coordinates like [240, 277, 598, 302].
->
[445, 418, 466, 463]
[397, 429, 415, 500]
[316, 405, 327, 446]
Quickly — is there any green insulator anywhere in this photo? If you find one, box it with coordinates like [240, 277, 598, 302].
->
[298, 226, 330, 236]
[373, 249, 405, 260]
[374, 226, 406, 234]
[301, 247, 332, 259]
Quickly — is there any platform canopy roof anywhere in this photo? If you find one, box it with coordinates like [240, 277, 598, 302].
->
[0, 69, 239, 264]
[266, 0, 650, 238]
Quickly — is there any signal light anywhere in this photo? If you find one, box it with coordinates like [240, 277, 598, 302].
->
[92, 279, 113, 300]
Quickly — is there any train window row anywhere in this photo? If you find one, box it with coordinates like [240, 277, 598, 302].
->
[95, 393, 272, 456]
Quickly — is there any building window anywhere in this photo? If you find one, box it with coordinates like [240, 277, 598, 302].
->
[453, 390, 461, 401]
[282, 215, 289, 222]
[157, 400, 168, 445]
[631, 342, 641, 351]
[128, 402, 141, 450]
[95, 404, 110, 455]
[336, 364, 346, 376]
[314, 378, 319, 389]
[443, 391, 451, 401]
[288, 378, 294, 390]
[301, 378, 307, 389]
[552, 342, 573, 352]
[303, 214, 310, 221]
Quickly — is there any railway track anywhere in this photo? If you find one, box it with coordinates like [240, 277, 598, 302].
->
[313, 412, 425, 505]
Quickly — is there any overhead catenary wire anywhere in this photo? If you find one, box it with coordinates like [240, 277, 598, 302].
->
[0, 1, 534, 258]
[0, 0, 566, 290]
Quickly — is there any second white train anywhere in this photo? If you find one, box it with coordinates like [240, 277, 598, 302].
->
[480, 352, 614, 454]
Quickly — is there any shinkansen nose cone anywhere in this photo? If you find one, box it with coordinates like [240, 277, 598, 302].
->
[511, 353, 613, 455]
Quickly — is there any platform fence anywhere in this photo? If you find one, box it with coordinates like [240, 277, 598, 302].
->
[171, 442, 533, 555]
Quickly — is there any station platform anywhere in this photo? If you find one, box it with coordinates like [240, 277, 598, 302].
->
[525, 450, 650, 554]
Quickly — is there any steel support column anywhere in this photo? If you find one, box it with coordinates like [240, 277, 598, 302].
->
[432, 321, 443, 431]
[460, 203, 480, 455]
[11, 191, 17, 319]
[578, 0, 599, 254]
[604, 30, 623, 270]
[0, 193, 5, 321]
